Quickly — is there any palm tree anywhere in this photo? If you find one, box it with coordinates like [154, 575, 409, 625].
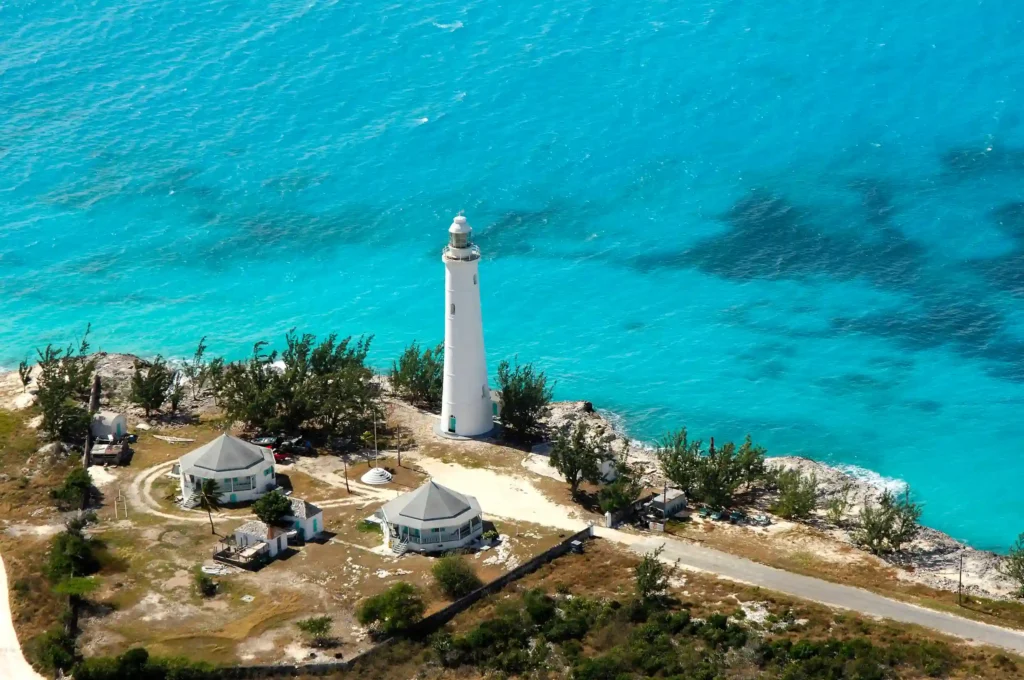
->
[198, 478, 222, 535]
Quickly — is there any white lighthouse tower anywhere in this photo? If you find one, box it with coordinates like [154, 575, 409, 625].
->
[437, 215, 494, 438]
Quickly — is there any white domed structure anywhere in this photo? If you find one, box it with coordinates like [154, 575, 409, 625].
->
[361, 467, 393, 485]
[376, 480, 483, 553]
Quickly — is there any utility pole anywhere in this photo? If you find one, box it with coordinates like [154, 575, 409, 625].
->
[958, 550, 964, 606]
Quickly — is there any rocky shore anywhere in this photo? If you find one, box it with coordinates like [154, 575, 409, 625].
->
[546, 400, 1016, 601]
[2, 362, 1016, 601]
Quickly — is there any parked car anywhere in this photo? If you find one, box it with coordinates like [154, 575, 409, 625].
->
[278, 436, 313, 456]
[273, 451, 291, 464]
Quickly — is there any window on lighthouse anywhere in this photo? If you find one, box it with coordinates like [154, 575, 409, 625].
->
[450, 303, 455, 315]
[473, 274, 477, 285]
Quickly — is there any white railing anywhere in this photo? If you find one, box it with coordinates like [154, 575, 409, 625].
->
[442, 244, 481, 261]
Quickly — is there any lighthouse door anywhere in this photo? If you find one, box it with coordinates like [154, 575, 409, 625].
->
[448, 416, 456, 433]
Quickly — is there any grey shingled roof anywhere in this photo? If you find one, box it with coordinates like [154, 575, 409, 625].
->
[286, 497, 322, 520]
[179, 434, 271, 475]
[379, 481, 481, 530]
[235, 520, 286, 540]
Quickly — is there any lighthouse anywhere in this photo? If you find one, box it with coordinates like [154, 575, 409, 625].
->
[437, 215, 494, 438]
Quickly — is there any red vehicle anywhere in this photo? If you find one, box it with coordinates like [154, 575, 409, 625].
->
[273, 450, 291, 464]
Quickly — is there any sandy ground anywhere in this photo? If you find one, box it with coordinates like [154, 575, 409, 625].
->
[415, 457, 587, 532]
[0, 552, 45, 680]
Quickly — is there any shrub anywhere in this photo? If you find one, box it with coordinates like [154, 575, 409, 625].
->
[432, 554, 483, 599]
[252, 490, 292, 526]
[1000, 532, 1024, 598]
[357, 582, 425, 636]
[33, 627, 78, 673]
[657, 430, 769, 508]
[635, 546, 672, 605]
[482, 529, 499, 542]
[296, 615, 334, 647]
[854, 488, 923, 555]
[194, 570, 217, 597]
[73, 647, 217, 680]
[496, 357, 553, 444]
[51, 466, 94, 511]
[597, 464, 643, 514]
[770, 469, 818, 519]
[391, 341, 443, 410]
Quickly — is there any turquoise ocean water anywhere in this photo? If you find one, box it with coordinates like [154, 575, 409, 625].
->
[2, 0, 1023, 550]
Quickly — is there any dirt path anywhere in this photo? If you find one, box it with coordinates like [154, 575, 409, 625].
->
[0, 551, 45, 680]
[126, 462, 393, 523]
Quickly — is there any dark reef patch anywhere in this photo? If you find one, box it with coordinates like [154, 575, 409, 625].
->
[815, 371, 895, 397]
[940, 145, 1024, 178]
[991, 202, 1024, 241]
[633, 189, 925, 292]
[622, 320, 647, 332]
[907, 399, 943, 414]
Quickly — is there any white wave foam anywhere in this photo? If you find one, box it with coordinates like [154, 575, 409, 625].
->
[432, 20, 463, 31]
[836, 464, 908, 495]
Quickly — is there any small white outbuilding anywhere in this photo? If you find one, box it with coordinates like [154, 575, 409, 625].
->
[281, 497, 324, 542]
[91, 411, 128, 440]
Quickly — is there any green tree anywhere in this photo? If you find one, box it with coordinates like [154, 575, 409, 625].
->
[598, 461, 644, 514]
[1000, 533, 1024, 598]
[657, 429, 769, 508]
[50, 465, 94, 511]
[635, 546, 673, 605]
[216, 331, 376, 439]
[357, 582, 425, 636]
[198, 478, 222, 535]
[33, 627, 78, 674]
[35, 328, 96, 443]
[46, 523, 99, 583]
[432, 554, 483, 599]
[182, 336, 210, 400]
[391, 341, 444, 409]
[252, 490, 292, 525]
[549, 421, 602, 498]
[129, 355, 174, 417]
[496, 357, 553, 444]
[770, 470, 818, 520]
[17, 358, 31, 391]
[194, 569, 217, 597]
[854, 488, 922, 555]
[296, 615, 335, 647]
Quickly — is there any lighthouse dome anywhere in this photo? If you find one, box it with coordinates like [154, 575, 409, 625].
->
[449, 215, 472, 248]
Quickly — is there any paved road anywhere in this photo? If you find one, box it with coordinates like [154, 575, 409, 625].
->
[0, 552, 44, 680]
[594, 527, 1024, 654]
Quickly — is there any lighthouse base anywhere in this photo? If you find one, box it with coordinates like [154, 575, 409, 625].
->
[433, 419, 497, 441]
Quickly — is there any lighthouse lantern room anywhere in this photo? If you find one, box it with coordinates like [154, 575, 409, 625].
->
[437, 215, 494, 439]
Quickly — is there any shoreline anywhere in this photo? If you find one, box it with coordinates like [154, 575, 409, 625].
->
[547, 400, 1016, 601]
[1, 357, 1015, 600]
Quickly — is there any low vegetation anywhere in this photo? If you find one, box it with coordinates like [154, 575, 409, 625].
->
[391, 341, 444, 410]
[193, 569, 217, 598]
[496, 357, 553, 444]
[357, 582, 426, 636]
[596, 461, 644, 514]
[72, 647, 216, 680]
[296, 615, 335, 648]
[432, 554, 483, 599]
